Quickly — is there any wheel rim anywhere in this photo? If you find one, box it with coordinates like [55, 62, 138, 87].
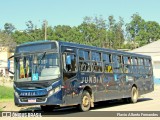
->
[82, 96, 89, 107]
[133, 89, 137, 100]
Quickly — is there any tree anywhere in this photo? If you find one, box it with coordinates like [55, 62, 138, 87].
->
[25, 20, 34, 32]
[53, 25, 72, 41]
[4, 23, 15, 34]
[106, 16, 125, 49]
[145, 21, 160, 42]
[113, 17, 125, 49]
[77, 16, 107, 47]
[126, 13, 160, 47]
[126, 13, 146, 46]
[12, 30, 30, 44]
[0, 31, 16, 50]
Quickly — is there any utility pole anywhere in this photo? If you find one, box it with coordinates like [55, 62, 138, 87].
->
[44, 20, 48, 40]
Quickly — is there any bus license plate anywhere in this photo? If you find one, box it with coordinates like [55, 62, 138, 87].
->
[28, 98, 36, 103]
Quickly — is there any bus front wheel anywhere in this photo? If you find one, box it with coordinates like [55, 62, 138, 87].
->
[40, 105, 55, 112]
[79, 90, 91, 112]
[130, 87, 138, 103]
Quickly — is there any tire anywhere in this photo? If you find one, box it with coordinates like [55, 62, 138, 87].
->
[78, 90, 91, 112]
[123, 98, 130, 103]
[40, 105, 55, 112]
[129, 87, 138, 103]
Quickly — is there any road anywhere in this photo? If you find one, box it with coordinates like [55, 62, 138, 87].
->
[0, 85, 160, 119]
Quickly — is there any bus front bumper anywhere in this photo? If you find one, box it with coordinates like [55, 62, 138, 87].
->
[14, 90, 63, 106]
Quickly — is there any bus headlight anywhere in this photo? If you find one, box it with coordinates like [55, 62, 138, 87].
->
[54, 86, 61, 93]
[48, 90, 54, 97]
[48, 86, 61, 97]
[15, 91, 19, 97]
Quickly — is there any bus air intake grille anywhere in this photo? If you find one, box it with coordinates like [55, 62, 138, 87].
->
[15, 81, 52, 89]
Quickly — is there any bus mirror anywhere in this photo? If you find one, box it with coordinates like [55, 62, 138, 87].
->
[8, 55, 14, 74]
[8, 60, 10, 71]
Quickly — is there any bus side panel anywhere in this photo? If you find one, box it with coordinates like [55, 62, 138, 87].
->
[94, 73, 123, 102]
[62, 77, 82, 105]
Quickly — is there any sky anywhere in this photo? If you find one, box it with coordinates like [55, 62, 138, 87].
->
[0, 0, 160, 30]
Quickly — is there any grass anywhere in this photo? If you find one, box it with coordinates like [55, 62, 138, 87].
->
[0, 85, 14, 100]
[0, 99, 14, 102]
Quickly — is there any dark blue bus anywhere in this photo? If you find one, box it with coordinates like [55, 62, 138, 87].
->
[8, 40, 154, 112]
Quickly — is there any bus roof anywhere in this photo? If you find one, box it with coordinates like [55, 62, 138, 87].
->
[17, 40, 151, 59]
[18, 40, 50, 46]
[58, 41, 151, 59]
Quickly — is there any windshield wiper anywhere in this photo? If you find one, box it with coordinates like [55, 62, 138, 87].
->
[41, 52, 46, 60]
[38, 52, 46, 65]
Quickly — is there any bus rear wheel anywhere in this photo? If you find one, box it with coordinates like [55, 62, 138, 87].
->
[129, 87, 138, 103]
[40, 105, 55, 112]
[78, 90, 91, 112]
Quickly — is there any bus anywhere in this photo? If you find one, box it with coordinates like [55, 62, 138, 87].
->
[8, 40, 154, 112]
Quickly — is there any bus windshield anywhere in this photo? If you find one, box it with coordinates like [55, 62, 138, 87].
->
[15, 53, 60, 81]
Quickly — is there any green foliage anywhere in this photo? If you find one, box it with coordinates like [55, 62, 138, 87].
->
[53, 25, 72, 41]
[0, 86, 14, 99]
[126, 13, 160, 47]
[1, 13, 160, 50]
[105, 16, 125, 49]
[77, 16, 107, 47]
[4, 23, 15, 34]
[0, 31, 16, 51]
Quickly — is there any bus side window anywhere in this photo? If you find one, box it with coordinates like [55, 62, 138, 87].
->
[131, 57, 136, 73]
[135, 58, 138, 73]
[103, 53, 112, 73]
[141, 58, 144, 74]
[138, 58, 144, 74]
[107, 65, 113, 73]
[79, 50, 90, 72]
[108, 54, 112, 73]
[123, 56, 131, 73]
[145, 59, 152, 75]
[148, 59, 152, 74]
[113, 55, 119, 73]
[92, 52, 102, 72]
[118, 55, 123, 73]
[79, 50, 84, 60]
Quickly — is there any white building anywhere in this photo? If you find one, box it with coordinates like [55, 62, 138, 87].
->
[0, 46, 14, 78]
[130, 40, 160, 83]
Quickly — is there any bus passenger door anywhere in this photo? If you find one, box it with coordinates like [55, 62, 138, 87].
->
[62, 52, 79, 104]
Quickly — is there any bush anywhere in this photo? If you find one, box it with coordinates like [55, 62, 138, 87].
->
[0, 86, 14, 99]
